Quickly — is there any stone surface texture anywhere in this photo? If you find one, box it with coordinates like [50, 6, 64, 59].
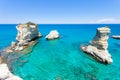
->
[81, 27, 113, 64]
[45, 30, 60, 40]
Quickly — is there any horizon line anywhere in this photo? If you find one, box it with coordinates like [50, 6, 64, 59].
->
[0, 23, 120, 25]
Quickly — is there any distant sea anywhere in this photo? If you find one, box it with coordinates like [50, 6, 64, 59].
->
[0, 24, 120, 80]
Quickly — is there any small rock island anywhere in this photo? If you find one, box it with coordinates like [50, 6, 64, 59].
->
[111, 35, 120, 39]
[81, 27, 113, 64]
[45, 30, 60, 40]
[5, 22, 42, 53]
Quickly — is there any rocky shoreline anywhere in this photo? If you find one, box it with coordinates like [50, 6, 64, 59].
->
[0, 22, 42, 80]
[0, 23, 114, 79]
[0, 63, 22, 80]
[0, 22, 62, 80]
[0, 56, 22, 80]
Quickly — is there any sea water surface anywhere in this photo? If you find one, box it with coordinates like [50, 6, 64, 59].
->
[0, 24, 120, 80]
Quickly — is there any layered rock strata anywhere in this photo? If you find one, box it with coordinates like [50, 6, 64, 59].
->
[81, 27, 113, 64]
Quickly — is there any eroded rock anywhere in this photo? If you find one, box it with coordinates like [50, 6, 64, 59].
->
[16, 22, 42, 44]
[45, 30, 60, 40]
[81, 26, 113, 64]
[4, 22, 42, 53]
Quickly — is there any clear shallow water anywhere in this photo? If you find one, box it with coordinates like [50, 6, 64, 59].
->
[0, 24, 120, 80]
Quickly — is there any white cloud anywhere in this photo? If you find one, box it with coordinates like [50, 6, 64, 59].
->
[90, 18, 120, 24]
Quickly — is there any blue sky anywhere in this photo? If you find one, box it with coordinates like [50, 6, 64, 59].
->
[0, 0, 120, 24]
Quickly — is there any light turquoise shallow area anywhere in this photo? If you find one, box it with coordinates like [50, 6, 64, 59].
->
[0, 24, 120, 80]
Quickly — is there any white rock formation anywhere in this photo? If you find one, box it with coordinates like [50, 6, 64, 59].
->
[0, 63, 22, 80]
[16, 22, 42, 45]
[81, 27, 113, 64]
[5, 22, 42, 52]
[45, 30, 60, 40]
[111, 35, 120, 39]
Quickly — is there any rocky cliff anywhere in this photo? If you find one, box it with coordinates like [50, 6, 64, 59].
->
[81, 26, 113, 64]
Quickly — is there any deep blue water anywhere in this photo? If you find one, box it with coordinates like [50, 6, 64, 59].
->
[0, 24, 120, 80]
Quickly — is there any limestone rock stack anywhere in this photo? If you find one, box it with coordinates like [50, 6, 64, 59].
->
[90, 27, 109, 50]
[5, 22, 42, 52]
[16, 22, 42, 44]
[81, 26, 113, 64]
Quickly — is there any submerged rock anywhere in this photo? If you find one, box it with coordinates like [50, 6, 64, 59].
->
[4, 22, 42, 53]
[45, 30, 60, 40]
[111, 35, 120, 39]
[81, 26, 113, 64]
[0, 63, 22, 80]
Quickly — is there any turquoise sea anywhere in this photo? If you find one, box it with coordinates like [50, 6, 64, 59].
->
[0, 24, 120, 80]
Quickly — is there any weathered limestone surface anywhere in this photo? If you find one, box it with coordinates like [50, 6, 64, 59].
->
[4, 22, 42, 53]
[16, 22, 42, 44]
[0, 63, 22, 80]
[45, 30, 60, 40]
[81, 27, 113, 64]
